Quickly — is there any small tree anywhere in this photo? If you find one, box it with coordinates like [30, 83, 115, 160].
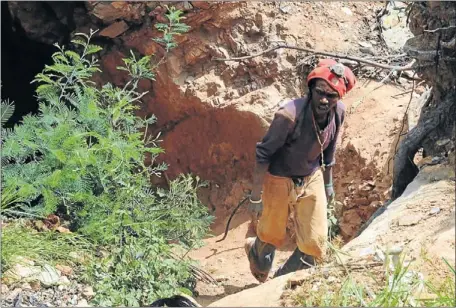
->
[1, 7, 213, 306]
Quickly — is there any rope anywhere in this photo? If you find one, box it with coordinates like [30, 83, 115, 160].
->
[216, 197, 249, 243]
[312, 111, 329, 171]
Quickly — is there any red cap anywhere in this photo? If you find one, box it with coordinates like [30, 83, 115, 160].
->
[306, 59, 356, 98]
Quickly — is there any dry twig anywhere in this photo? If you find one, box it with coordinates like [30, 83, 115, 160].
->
[168, 253, 218, 284]
[190, 265, 218, 284]
[391, 90, 413, 98]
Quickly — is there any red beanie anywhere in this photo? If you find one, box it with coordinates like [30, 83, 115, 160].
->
[306, 59, 356, 98]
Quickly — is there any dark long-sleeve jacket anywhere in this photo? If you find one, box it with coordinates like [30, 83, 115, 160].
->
[256, 96, 345, 178]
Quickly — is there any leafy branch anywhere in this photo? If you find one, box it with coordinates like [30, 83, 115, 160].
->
[1, 7, 211, 306]
[154, 6, 191, 52]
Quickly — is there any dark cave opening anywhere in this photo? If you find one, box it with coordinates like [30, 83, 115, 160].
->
[1, 2, 59, 127]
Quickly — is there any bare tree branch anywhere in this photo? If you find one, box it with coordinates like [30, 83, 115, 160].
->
[212, 44, 419, 71]
[424, 25, 456, 33]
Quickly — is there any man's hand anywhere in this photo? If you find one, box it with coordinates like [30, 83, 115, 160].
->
[325, 184, 335, 203]
[248, 196, 263, 215]
[247, 195, 263, 234]
[323, 166, 335, 203]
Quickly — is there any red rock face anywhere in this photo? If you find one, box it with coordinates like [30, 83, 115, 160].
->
[158, 106, 264, 183]
[333, 142, 392, 241]
[86, 2, 265, 220]
[86, 1, 146, 25]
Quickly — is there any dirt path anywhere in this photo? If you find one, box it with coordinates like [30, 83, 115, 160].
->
[189, 81, 416, 305]
[189, 218, 295, 306]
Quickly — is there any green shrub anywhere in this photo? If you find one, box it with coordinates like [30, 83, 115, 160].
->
[1, 7, 213, 306]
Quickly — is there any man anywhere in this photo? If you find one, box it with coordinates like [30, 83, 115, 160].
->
[245, 59, 356, 282]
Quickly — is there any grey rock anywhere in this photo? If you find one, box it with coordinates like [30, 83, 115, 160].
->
[6, 288, 22, 301]
[58, 276, 71, 286]
[375, 249, 386, 262]
[70, 294, 78, 306]
[4, 263, 41, 282]
[38, 265, 61, 287]
[359, 246, 376, 257]
[1, 284, 9, 294]
[360, 47, 377, 56]
[279, 5, 292, 14]
[76, 299, 90, 307]
[341, 7, 353, 16]
[388, 246, 403, 255]
[358, 41, 373, 48]
[381, 10, 413, 51]
[398, 214, 422, 226]
[82, 286, 95, 299]
[21, 282, 32, 290]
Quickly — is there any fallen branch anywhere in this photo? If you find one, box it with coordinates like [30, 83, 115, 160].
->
[213, 44, 418, 71]
[424, 25, 456, 33]
[391, 90, 413, 98]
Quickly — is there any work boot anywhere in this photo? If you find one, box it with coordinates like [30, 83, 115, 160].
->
[244, 237, 276, 283]
[272, 247, 315, 278]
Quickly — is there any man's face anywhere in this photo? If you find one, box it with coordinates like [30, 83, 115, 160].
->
[310, 79, 340, 117]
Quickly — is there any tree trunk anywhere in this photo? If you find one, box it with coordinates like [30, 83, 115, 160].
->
[392, 90, 456, 199]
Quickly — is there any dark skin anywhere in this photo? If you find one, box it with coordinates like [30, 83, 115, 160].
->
[250, 79, 340, 204]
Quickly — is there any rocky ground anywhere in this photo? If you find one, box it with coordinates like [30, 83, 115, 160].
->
[1, 259, 93, 307]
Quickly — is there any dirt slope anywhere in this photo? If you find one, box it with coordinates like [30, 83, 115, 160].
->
[189, 79, 417, 304]
[178, 1, 426, 304]
[204, 161, 455, 308]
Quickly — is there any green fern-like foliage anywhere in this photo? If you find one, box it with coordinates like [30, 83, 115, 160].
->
[1, 29, 160, 216]
[1, 9, 211, 306]
[154, 6, 191, 51]
[1, 99, 15, 167]
[1, 99, 15, 126]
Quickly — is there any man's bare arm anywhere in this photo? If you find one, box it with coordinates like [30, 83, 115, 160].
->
[323, 166, 333, 185]
[250, 162, 270, 201]
[323, 166, 334, 201]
